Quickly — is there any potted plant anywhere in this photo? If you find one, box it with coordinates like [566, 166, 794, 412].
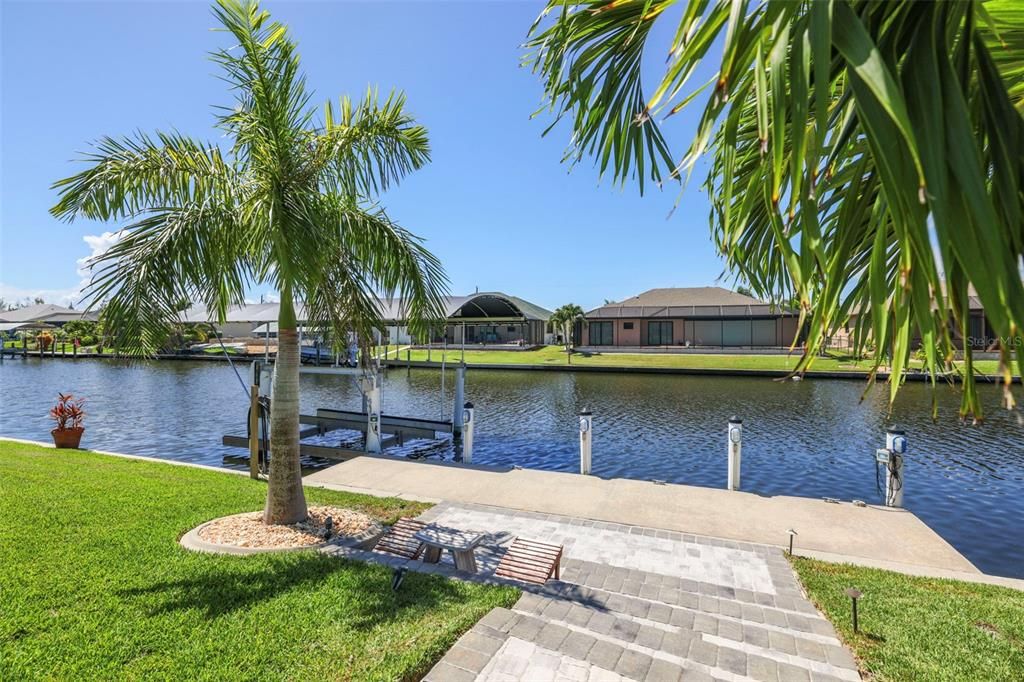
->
[50, 393, 85, 449]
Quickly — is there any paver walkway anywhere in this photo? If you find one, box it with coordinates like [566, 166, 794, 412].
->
[305, 455, 977, 576]
[416, 503, 861, 682]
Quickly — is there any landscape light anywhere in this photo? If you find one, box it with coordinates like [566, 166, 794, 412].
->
[392, 567, 407, 592]
[786, 529, 798, 556]
[845, 588, 863, 632]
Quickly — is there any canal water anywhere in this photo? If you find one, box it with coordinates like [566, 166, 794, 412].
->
[2, 357, 1022, 578]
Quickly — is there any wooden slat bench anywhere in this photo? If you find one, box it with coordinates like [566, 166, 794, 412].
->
[414, 526, 486, 573]
[374, 518, 426, 559]
[494, 537, 563, 585]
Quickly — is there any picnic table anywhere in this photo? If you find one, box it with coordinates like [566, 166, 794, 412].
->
[413, 525, 485, 573]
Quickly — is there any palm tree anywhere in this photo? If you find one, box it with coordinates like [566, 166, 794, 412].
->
[526, 0, 1024, 419]
[51, 0, 448, 523]
[551, 303, 585, 363]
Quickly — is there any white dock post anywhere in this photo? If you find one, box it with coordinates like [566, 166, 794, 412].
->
[462, 401, 474, 463]
[579, 408, 593, 475]
[727, 417, 742, 491]
[362, 374, 382, 454]
[453, 364, 466, 439]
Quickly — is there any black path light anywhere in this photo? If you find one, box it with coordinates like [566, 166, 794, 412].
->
[786, 529, 798, 556]
[392, 567, 407, 591]
[845, 588, 863, 632]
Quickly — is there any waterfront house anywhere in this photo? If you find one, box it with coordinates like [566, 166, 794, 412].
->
[381, 292, 552, 347]
[581, 287, 799, 349]
[0, 303, 99, 326]
[842, 289, 993, 351]
[183, 292, 553, 347]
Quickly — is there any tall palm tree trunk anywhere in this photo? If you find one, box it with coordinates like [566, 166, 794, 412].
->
[264, 292, 308, 525]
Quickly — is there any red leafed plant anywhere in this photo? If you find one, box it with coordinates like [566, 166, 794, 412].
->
[50, 393, 85, 430]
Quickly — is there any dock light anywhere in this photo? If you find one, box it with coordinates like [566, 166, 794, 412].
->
[324, 516, 333, 539]
[392, 567, 407, 591]
[786, 529, 798, 556]
[844, 588, 863, 632]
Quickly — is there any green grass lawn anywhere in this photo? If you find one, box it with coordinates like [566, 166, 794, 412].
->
[792, 557, 1024, 681]
[3, 342, 81, 353]
[0, 440, 519, 681]
[395, 345, 1006, 375]
[202, 345, 243, 355]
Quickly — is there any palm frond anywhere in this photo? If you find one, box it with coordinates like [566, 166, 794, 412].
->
[528, 0, 1024, 419]
[82, 202, 252, 354]
[314, 88, 431, 198]
[289, 193, 449, 341]
[50, 132, 236, 222]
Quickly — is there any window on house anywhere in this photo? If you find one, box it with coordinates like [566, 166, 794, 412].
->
[646, 321, 673, 345]
[623, 322, 634, 330]
[590, 321, 613, 345]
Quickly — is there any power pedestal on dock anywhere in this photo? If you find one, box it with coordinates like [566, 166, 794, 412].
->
[875, 427, 907, 507]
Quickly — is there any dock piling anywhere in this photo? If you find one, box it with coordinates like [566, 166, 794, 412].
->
[727, 417, 742, 491]
[248, 384, 260, 479]
[462, 402, 474, 463]
[579, 408, 593, 475]
[453, 364, 465, 439]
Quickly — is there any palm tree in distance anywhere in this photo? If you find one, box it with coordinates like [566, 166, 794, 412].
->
[551, 303, 585, 364]
[51, 0, 448, 524]
[526, 0, 1024, 419]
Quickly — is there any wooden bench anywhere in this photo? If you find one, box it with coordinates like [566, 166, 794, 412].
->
[494, 537, 563, 585]
[414, 526, 485, 573]
[374, 518, 427, 559]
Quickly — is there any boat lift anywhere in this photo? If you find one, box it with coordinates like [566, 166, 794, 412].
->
[222, 360, 461, 478]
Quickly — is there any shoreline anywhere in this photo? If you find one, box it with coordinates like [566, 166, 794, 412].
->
[384, 358, 1023, 384]
[4, 350, 1019, 383]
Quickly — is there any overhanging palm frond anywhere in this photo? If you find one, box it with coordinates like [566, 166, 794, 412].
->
[527, 0, 1024, 419]
[528, 0, 676, 193]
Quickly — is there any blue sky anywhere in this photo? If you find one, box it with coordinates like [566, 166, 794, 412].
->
[1, 0, 727, 312]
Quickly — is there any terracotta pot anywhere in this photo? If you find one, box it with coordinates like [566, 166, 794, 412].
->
[51, 427, 84, 449]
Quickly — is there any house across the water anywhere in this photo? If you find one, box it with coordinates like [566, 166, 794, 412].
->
[184, 291, 553, 347]
[582, 287, 799, 350]
[0, 303, 99, 326]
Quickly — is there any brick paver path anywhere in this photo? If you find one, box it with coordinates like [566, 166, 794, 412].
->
[418, 503, 861, 682]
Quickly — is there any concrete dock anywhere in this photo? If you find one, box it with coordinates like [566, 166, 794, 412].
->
[305, 456, 982, 578]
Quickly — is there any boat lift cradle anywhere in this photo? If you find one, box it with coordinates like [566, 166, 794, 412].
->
[221, 362, 454, 464]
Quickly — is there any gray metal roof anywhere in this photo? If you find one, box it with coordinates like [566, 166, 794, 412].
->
[0, 321, 58, 332]
[181, 292, 552, 325]
[0, 304, 99, 323]
[587, 287, 794, 319]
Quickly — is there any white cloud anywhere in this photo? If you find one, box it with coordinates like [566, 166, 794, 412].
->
[0, 231, 123, 309]
[77, 231, 122, 281]
[0, 282, 82, 308]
